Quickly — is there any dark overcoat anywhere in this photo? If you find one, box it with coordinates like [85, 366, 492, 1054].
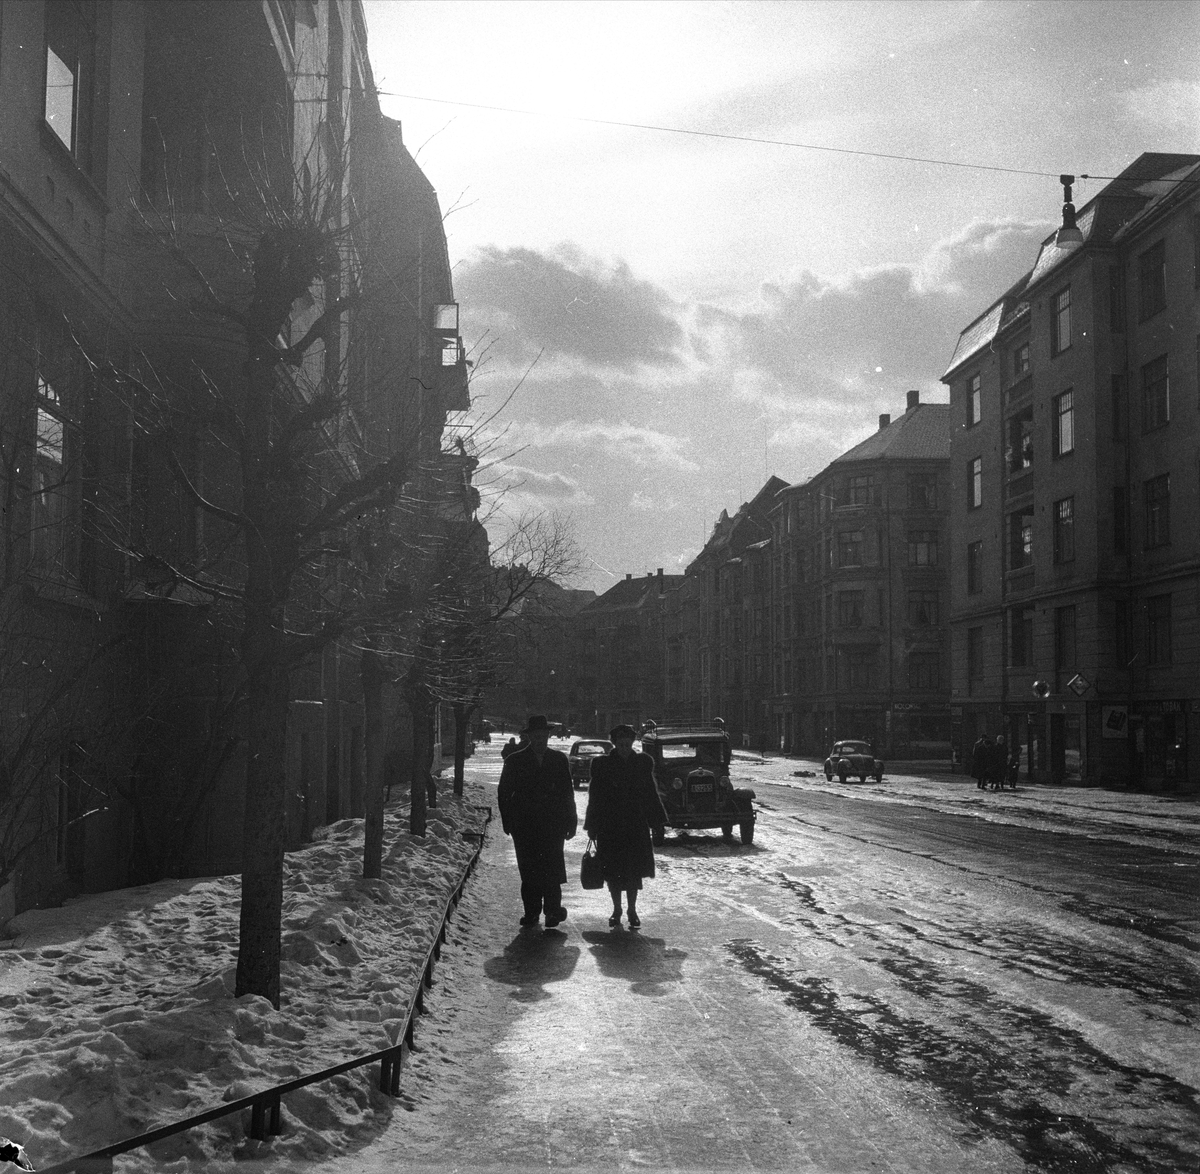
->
[584, 750, 667, 884]
[497, 745, 577, 885]
[970, 737, 991, 782]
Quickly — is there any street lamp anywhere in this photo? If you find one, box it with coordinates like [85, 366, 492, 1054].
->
[1054, 175, 1084, 248]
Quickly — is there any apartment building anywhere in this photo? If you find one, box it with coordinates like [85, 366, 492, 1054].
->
[943, 153, 1199, 788]
[0, 1, 473, 915]
[765, 392, 951, 757]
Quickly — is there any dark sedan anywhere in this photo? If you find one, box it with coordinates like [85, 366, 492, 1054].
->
[568, 739, 612, 789]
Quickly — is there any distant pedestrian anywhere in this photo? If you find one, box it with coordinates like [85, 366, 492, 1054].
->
[497, 715, 577, 928]
[971, 733, 992, 791]
[987, 735, 1008, 790]
[584, 723, 668, 929]
[501, 736, 519, 760]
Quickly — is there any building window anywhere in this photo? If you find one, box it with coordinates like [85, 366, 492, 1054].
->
[1144, 473, 1170, 548]
[1114, 598, 1132, 667]
[1012, 342, 1031, 381]
[1142, 355, 1169, 431]
[1053, 390, 1075, 456]
[1009, 510, 1034, 570]
[1054, 605, 1077, 675]
[1113, 486, 1128, 555]
[966, 540, 983, 595]
[31, 372, 76, 581]
[968, 457, 982, 509]
[44, 1, 97, 166]
[1010, 605, 1034, 667]
[838, 530, 863, 567]
[837, 591, 864, 628]
[842, 647, 877, 690]
[1138, 240, 1166, 322]
[1051, 286, 1071, 356]
[908, 530, 938, 566]
[1007, 407, 1034, 473]
[907, 474, 937, 511]
[967, 372, 981, 425]
[1053, 497, 1075, 564]
[1146, 595, 1172, 665]
[907, 651, 940, 690]
[967, 627, 983, 696]
[844, 474, 875, 506]
[907, 590, 938, 627]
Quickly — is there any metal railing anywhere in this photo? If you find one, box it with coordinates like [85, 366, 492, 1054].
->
[38, 810, 491, 1174]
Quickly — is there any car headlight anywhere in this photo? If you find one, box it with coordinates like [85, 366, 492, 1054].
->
[718, 775, 731, 789]
[672, 777, 684, 790]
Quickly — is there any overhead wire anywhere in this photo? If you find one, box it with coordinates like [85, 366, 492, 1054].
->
[371, 89, 1199, 186]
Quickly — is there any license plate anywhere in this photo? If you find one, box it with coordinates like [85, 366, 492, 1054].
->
[690, 782, 713, 792]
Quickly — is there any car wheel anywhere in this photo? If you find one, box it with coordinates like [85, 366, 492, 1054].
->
[875, 772, 883, 784]
[824, 768, 833, 780]
[739, 818, 754, 845]
[721, 824, 735, 842]
[859, 775, 867, 784]
[838, 769, 848, 783]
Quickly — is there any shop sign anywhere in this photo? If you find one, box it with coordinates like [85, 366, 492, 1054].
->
[1067, 674, 1091, 697]
[1102, 705, 1128, 739]
[1138, 699, 1188, 714]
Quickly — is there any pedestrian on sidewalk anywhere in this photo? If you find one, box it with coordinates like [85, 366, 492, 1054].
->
[971, 732, 993, 791]
[584, 723, 668, 929]
[987, 734, 1009, 791]
[497, 714, 577, 929]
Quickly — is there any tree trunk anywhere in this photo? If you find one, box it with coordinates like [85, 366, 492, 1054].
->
[361, 649, 386, 879]
[452, 702, 473, 796]
[408, 689, 429, 837]
[425, 711, 438, 808]
[234, 618, 290, 1007]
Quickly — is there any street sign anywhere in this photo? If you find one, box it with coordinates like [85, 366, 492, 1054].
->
[1067, 673, 1090, 697]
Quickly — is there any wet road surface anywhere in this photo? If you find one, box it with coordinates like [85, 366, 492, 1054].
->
[313, 749, 1199, 1173]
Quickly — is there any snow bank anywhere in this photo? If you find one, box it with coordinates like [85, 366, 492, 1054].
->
[0, 788, 489, 1171]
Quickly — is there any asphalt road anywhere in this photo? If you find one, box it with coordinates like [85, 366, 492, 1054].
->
[316, 746, 1200, 1173]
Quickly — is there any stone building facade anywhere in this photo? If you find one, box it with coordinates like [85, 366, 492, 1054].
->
[943, 153, 1199, 788]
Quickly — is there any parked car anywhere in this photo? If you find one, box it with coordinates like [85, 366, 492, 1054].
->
[824, 740, 884, 783]
[639, 723, 756, 844]
[568, 739, 612, 789]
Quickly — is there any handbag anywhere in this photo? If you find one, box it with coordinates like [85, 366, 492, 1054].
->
[580, 839, 605, 889]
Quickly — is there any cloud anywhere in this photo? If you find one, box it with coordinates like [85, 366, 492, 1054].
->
[457, 244, 684, 370]
[478, 461, 594, 505]
[1118, 79, 1200, 138]
[516, 420, 699, 473]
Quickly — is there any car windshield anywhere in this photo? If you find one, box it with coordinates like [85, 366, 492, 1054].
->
[571, 743, 609, 756]
[837, 742, 872, 754]
[660, 742, 723, 759]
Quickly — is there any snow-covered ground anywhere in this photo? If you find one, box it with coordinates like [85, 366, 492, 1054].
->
[0, 786, 489, 1172]
[731, 753, 1200, 855]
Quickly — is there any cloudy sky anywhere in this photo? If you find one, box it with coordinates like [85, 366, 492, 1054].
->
[363, 0, 1199, 593]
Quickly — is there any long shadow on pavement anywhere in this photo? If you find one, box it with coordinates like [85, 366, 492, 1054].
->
[482, 929, 581, 1003]
[580, 930, 687, 995]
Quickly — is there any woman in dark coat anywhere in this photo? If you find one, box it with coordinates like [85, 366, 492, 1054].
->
[584, 724, 667, 928]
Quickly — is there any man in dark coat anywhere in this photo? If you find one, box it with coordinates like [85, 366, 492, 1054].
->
[497, 714, 577, 928]
[584, 723, 668, 928]
[971, 733, 992, 790]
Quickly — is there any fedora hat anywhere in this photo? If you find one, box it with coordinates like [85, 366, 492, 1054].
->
[522, 714, 551, 733]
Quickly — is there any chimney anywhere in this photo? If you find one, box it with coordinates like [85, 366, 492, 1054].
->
[657, 568, 664, 593]
[625, 573, 632, 580]
[879, 413, 891, 430]
[907, 389, 920, 410]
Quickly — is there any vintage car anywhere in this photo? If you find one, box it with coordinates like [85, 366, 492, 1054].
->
[639, 723, 756, 844]
[567, 739, 612, 789]
[824, 740, 884, 783]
